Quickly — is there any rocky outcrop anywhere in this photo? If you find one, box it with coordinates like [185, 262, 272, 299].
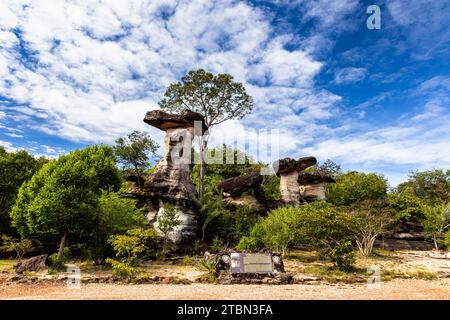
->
[297, 172, 335, 202]
[143, 109, 207, 243]
[15, 255, 48, 274]
[219, 173, 263, 197]
[273, 156, 317, 206]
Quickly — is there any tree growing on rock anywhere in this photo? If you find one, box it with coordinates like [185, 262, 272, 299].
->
[10, 145, 121, 260]
[114, 131, 159, 191]
[159, 69, 254, 199]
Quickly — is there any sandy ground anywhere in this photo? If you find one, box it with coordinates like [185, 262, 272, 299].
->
[1, 278, 449, 300]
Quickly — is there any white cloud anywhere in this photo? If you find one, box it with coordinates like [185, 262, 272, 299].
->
[0, 0, 337, 147]
[333, 67, 367, 84]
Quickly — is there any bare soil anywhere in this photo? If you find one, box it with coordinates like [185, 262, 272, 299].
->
[1, 278, 449, 300]
[1, 250, 448, 300]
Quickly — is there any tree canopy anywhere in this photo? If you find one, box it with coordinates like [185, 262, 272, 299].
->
[10, 145, 121, 259]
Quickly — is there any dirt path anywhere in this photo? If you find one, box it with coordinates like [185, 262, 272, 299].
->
[1, 278, 449, 300]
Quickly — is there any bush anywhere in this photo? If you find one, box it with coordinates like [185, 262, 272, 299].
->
[249, 206, 302, 256]
[108, 228, 159, 261]
[233, 205, 258, 240]
[327, 172, 387, 206]
[248, 201, 358, 269]
[105, 258, 139, 277]
[444, 230, 450, 250]
[236, 236, 260, 251]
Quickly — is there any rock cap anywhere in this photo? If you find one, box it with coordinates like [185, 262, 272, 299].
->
[144, 109, 207, 132]
[273, 156, 317, 176]
[297, 171, 335, 184]
[219, 172, 263, 197]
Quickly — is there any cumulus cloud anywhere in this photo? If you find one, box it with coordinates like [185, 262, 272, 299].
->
[0, 0, 334, 149]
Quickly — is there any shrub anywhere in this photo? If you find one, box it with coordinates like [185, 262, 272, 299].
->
[421, 203, 450, 250]
[250, 206, 302, 256]
[236, 236, 260, 251]
[199, 256, 219, 283]
[0, 236, 34, 260]
[105, 258, 139, 277]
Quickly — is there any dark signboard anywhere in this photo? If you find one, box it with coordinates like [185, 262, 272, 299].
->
[230, 253, 274, 274]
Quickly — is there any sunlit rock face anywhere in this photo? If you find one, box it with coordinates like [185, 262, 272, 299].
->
[273, 157, 317, 206]
[143, 109, 206, 243]
[297, 172, 335, 202]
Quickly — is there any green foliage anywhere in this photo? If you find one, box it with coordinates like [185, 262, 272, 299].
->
[0, 147, 46, 235]
[210, 237, 225, 251]
[260, 175, 281, 200]
[158, 204, 181, 248]
[444, 229, 450, 250]
[388, 186, 425, 220]
[236, 236, 260, 251]
[108, 228, 159, 261]
[327, 171, 388, 206]
[114, 131, 159, 190]
[307, 159, 342, 177]
[0, 235, 34, 259]
[105, 258, 139, 278]
[191, 146, 260, 194]
[350, 199, 396, 256]
[250, 206, 302, 256]
[248, 202, 358, 269]
[93, 191, 147, 259]
[159, 69, 253, 127]
[199, 256, 219, 283]
[10, 145, 121, 259]
[421, 203, 450, 250]
[197, 194, 227, 241]
[233, 205, 258, 240]
[399, 169, 450, 204]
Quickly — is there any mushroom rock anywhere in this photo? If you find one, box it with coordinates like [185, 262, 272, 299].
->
[297, 171, 335, 202]
[273, 156, 317, 206]
[143, 109, 207, 244]
[219, 173, 263, 197]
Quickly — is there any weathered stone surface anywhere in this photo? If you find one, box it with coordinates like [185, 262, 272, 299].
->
[143, 110, 204, 243]
[222, 195, 283, 215]
[273, 156, 317, 176]
[219, 173, 263, 197]
[297, 172, 335, 184]
[299, 183, 327, 201]
[15, 255, 48, 274]
[279, 170, 303, 206]
[144, 109, 207, 132]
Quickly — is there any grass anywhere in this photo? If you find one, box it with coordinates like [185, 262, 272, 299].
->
[0, 259, 16, 271]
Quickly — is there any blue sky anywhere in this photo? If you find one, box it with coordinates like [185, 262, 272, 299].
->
[0, 0, 449, 187]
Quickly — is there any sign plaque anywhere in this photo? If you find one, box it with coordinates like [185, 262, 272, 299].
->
[230, 253, 273, 274]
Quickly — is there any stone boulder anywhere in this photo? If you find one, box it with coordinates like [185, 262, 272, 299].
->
[143, 109, 207, 243]
[219, 173, 263, 197]
[273, 156, 317, 176]
[15, 255, 48, 274]
[297, 171, 335, 202]
[272, 156, 316, 206]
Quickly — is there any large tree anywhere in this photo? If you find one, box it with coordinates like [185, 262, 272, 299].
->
[0, 147, 46, 235]
[397, 169, 450, 204]
[114, 131, 159, 191]
[327, 171, 388, 206]
[10, 145, 121, 260]
[159, 69, 254, 199]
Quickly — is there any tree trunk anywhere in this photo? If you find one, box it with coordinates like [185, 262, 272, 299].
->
[135, 165, 143, 191]
[199, 136, 208, 201]
[433, 236, 439, 251]
[57, 232, 67, 260]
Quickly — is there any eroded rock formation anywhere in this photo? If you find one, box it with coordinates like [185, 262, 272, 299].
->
[273, 156, 317, 206]
[143, 109, 206, 243]
[298, 172, 335, 202]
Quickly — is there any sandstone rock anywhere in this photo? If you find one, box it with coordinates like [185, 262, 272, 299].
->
[14, 255, 48, 274]
[297, 172, 335, 184]
[273, 156, 317, 176]
[143, 109, 206, 243]
[273, 156, 316, 206]
[144, 109, 207, 132]
[219, 173, 263, 197]
[297, 172, 335, 202]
